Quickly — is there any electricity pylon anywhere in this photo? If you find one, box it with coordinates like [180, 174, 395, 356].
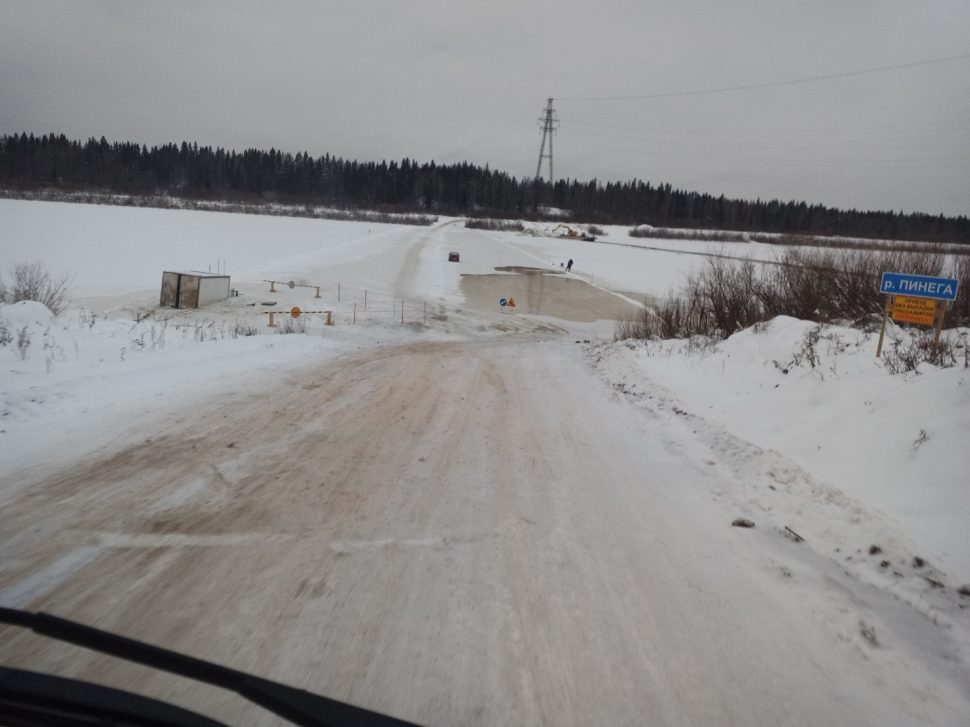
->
[535, 98, 559, 183]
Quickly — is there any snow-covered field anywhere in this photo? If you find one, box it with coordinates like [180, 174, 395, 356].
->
[488, 222, 809, 299]
[0, 199, 782, 305]
[1, 198, 968, 725]
[0, 198, 433, 302]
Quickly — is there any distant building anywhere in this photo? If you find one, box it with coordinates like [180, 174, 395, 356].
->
[160, 271, 230, 309]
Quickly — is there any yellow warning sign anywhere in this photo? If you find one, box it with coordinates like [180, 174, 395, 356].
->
[507, 297, 516, 308]
[290, 306, 302, 319]
[891, 295, 936, 326]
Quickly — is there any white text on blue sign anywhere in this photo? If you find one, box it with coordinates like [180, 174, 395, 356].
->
[879, 272, 959, 301]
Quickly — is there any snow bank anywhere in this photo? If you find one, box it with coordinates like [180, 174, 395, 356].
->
[596, 318, 970, 585]
[0, 300, 54, 328]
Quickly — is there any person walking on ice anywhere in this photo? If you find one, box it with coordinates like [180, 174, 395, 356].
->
[566, 258, 574, 272]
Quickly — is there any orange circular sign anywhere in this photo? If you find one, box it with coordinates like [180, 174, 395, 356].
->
[290, 306, 301, 318]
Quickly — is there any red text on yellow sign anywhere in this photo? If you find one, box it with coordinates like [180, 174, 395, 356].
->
[891, 295, 937, 326]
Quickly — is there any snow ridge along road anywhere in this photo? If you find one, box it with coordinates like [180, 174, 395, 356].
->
[2, 337, 967, 725]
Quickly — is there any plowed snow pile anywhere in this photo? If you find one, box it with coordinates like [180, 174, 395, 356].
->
[594, 316, 970, 585]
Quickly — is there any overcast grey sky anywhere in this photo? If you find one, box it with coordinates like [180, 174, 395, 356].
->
[2, 0, 968, 215]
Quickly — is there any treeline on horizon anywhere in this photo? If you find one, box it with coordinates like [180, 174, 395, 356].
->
[1, 132, 967, 243]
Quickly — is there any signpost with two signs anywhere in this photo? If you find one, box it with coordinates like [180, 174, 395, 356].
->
[875, 272, 959, 357]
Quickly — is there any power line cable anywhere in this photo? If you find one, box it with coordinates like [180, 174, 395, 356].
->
[567, 128, 967, 152]
[558, 52, 970, 102]
[568, 135, 970, 167]
[568, 118, 970, 139]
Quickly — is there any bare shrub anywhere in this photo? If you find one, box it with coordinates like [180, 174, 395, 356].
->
[615, 306, 658, 340]
[630, 226, 751, 243]
[0, 262, 73, 315]
[617, 244, 966, 344]
[882, 334, 957, 374]
[760, 249, 842, 320]
[773, 324, 825, 373]
[627, 258, 767, 340]
[587, 224, 604, 236]
[657, 286, 710, 338]
[835, 250, 884, 319]
[464, 218, 525, 231]
[768, 234, 967, 255]
[16, 326, 31, 359]
[276, 317, 307, 334]
[628, 224, 970, 255]
[2, 190, 438, 226]
[759, 248, 951, 324]
[922, 337, 957, 368]
[947, 255, 970, 326]
[697, 257, 763, 334]
[232, 324, 259, 337]
[615, 233, 970, 348]
[859, 620, 879, 647]
[798, 325, 823, 369]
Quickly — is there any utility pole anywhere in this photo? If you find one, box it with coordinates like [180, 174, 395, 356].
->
[535, 98, 559, 183]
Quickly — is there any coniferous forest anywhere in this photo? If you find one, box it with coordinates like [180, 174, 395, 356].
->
[1, 132, 967, 243]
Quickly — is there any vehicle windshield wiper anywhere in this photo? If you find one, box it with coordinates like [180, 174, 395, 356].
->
[0, 607, 420, 727]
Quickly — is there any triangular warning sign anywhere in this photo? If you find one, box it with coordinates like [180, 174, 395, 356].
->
[507, 297, 516, 308]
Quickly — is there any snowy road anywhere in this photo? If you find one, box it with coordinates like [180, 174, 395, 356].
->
[2, 336, 966, 725]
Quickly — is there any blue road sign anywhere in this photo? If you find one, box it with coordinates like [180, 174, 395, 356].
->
[499, 298, 508, 307]
[880, 272, 959, 301]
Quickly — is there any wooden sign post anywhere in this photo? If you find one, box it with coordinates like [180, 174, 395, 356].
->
[876, 272, 959, 358]
[875, 295, 893, 358]
[933, 300, 946, 346]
